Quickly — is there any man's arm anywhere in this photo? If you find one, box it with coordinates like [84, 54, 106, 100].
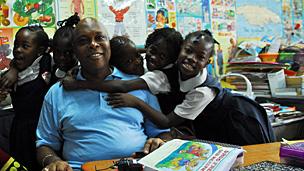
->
[37, 146, 72, 171]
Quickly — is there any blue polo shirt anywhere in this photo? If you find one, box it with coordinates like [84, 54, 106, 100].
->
[36, 67, 169, 169]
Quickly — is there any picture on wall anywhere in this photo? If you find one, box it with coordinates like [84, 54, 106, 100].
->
[12, 0, 56, 27]
[56, 0, 96, 22]
[97, 0, 147, 46]
[176, 0, 205, 37]
[145, 0, 177, 35]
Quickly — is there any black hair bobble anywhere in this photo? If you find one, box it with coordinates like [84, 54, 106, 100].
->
[202, 29, 220, 45]
[57, 13, 80, 28]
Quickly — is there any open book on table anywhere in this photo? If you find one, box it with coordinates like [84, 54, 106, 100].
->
[139, 139, 244, 171]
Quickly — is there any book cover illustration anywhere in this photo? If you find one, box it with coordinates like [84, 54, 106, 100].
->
[139, 139, 243, 171]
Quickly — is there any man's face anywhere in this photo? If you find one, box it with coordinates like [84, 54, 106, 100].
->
[73, 18, 111, 74]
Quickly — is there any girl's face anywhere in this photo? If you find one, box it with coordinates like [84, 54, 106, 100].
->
[145, 39, 171, 71]
[156, 13, 167, 24]
[53, 37, 77, 72]
[117, 42, 144, 75]
[177, 36, 213, 80]
[13, 29, 42, 71]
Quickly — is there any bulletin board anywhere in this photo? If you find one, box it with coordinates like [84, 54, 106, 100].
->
[1, 0, 303, 74]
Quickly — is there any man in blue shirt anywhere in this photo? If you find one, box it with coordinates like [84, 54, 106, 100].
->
[36, 17, 170, 171]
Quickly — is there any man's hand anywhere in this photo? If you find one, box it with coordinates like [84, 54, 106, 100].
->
[142, 138, 165, 154]
[42, 160, 73, 171]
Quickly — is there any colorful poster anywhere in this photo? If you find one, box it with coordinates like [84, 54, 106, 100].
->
[12, 0, 56, 27]
[56, 0, 96, 21]
[176, 0, 205, 37]
[211, 0, 236, 37]
[236, 0, 283, 39]
[202, 0, 211, 30]
[0, 1, 13, 27]
[282, 0, 293, 45]
[211, 0, 236, 77]
[0, 28, 13, 69]
[145, 0, 177, 35]
[97, 0, 147, 46]
[290, 0, 304, 44]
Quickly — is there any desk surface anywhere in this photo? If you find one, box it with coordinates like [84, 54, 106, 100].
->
[242, 142, 280, 166]
[82, 142, 281, 171]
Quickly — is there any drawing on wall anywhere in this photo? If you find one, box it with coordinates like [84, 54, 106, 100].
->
[176, 0, 205, 37]
[0, 0, 11, 27]
[109, 4, 130, 37]
[70, 0, 84, 18]
[146, 0, 176, 35]
[56, 0, 96, 21]
[0, 28, 13, 69]
[97, 0, 147, 45]
[12, 0, 56, 27]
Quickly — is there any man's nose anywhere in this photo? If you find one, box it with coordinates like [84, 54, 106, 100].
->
[90, 40, 100, 48]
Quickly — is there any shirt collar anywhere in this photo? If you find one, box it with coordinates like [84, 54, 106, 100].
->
[77, 66, 137, 81]
[179, 68, 207, 92]
[18, 56, 42, 79]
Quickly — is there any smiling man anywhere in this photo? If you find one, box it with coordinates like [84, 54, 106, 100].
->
[36, 18, 170, 171]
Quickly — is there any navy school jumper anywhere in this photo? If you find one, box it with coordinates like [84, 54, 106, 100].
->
[192, 74, 275, 145]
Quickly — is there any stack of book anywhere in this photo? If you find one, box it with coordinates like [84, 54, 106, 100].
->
[285, 76, 304, 95]
[225, 62, 288, 97]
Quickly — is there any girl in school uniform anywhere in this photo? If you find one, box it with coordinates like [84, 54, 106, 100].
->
[106, 30, 275, 146]
[7, 26, 52, 170]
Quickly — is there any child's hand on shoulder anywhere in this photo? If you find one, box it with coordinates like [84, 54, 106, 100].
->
[106, 93, 140, 108]
[0, 68, 18, 89]
[61, 75, 79, 90]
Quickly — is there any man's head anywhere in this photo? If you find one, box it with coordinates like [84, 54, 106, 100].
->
[73, 17, 111, 77]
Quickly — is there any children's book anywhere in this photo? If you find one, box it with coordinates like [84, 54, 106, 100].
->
[139, 139, 244, 171]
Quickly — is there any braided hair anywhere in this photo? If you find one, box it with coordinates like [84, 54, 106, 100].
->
[184, 29, 219, 56]
[145, 28, 183, 63]
[53, 13, 80, 46]
[16, 25, 49, 51]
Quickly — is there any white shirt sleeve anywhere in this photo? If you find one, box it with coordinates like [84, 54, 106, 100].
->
[174, 86, 216, 120]
[140, 70, 171, 94]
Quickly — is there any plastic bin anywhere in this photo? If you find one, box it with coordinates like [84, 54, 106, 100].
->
[259, 53, 279, 62]
[280, 142, 304, 168]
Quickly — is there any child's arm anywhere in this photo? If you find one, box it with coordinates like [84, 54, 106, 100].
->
[0, 60, 18, 89]
[62, 76, 149, 93]
[106, 93, 185, 128]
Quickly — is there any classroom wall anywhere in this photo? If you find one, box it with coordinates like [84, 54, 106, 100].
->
[0, 0, 303, 76]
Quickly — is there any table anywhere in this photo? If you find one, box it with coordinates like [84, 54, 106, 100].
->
[82, 142, 283, 171]
[242, 142, 280, 166]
